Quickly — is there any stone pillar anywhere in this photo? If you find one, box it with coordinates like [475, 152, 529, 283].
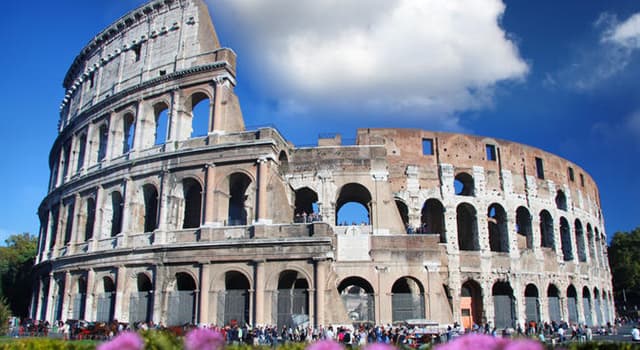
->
[211, 79, 224, 133]
[45, 273, 56, 322]
[314, 258, 329, 327]
[114, 266, 127, 322]
[152, 266, 165, 324]
[62, 271, 72, 320]
[121, 178, 133, 234]
[256, 157, 271, 224]
[254, 260, 266, 325]
[203, 164, 217, 226]
[84, 269, 95, 321]
[199, 264, 211, 324]
[93, 187, 104, 242]
[156, 171, 170, 244]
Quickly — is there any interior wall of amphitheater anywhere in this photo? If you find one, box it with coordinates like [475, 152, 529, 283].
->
[32, 0, 614, 330]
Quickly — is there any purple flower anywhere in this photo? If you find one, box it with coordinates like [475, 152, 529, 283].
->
[504, 339, 543, 350]
[306, 340, 345, 350]
[97, 332, 144, 350]
[435, 334, 542, 350]
[184, 328, 225, 350]
[364, 343, 397, 350]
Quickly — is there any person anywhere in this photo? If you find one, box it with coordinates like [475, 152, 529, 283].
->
[631, 325, 640, 342]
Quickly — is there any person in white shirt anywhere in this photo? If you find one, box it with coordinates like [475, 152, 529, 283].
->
[631, 325, 640, 342]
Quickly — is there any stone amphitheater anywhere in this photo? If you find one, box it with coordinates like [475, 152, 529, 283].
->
[31, 0, 614, 330]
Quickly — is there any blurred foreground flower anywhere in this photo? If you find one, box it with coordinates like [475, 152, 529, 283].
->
[435, 334, 542, 350]
[364, 343, 397, 350]
[307, 340, 345, 350]
[97, 331, 144, 350]
[184, 327, 225, 350]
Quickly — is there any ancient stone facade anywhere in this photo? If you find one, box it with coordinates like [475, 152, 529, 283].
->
[32, 0, 614, 329]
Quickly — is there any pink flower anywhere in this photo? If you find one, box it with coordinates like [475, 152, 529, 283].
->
[307, 340, 345, 350]
[504, 339, 543, 350]
[364, 343, 397, 350]
[97, 332, 144, 350]
[435, 334, 542, 350]
[184, 327, 225, 350]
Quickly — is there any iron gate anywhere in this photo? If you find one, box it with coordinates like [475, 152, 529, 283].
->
[567, 296, 578, 324]
[71, 294, 86, 320]
[223, 290, 249, 325]
[548, 296, 561, 323]
[340, 293, 375, 323]
[392, 294, 425, 322]
[524, 296, 539, 323]
[583, 297, 592, 326]
[129, 292, 152, 323]
[277, 289, 308, 328]
[167, 291, 195, 326]
[493, 295, 515, 328]
[594, 298, 603, 325]
[96, 293, 115, 322]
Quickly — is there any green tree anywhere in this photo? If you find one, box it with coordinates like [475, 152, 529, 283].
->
[0, 233, 37, 317]
[608, 227, 640, 313]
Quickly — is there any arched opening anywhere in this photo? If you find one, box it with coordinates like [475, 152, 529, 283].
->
[583, 287, 593, 326]
[168, 272, 196, 326]
[547, 284, 561, 323]
[72, 277, 87, 320]
[190, 93, 210, 137]
[560, 217, 573, 261]
[276, 270, 309, 328]
[153, 103, 169, 145]
[278, 151, 289, 174]
[223, 271, 250, 326]
[63, 201, 74, 245]
[587, 224, 596, 263]
[396, 200, 409, 231]
[130, 273, 153, 323]
[516, 206, 533, 250]
[182, 179, 202, 229]
[76, 134, 87, 172]
[53, 277, 65, 321]
[460, 280, 483, 330]
[457, 203, 479, 251]
[540, 210, 554, 249]
[391, 277, 425, 322]
[421, 199, 446, 242]
[338, 277, 375, 324]
[110, 192, 124, 237]
[85, 197, 96, 241]
[595, 230, 603, 267]
[492, 281, 515, 328]
[524, 284, 540, 323]
[294, 187, 319, 223]
[454, 172, 474, 196]
[488, 203, 508, 252]
[143, 184, 158, 232]
[97, 124, 109, 162]
[604, 290, 612, 324]
[336, 183, 372, 225]
[123, 113, 135, 154]
[228, 173, 251, 226]
[594, 288, 603, 326]
[575, 219, 587, 262]
[555, 190, 568, 211]
[567, 285, 579, 324]
[96, 276, 116, 322]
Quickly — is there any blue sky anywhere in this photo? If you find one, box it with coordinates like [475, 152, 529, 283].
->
[1, 0, 639, 243]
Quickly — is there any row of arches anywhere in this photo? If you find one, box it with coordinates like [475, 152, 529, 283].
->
[53, 91, 213, 189]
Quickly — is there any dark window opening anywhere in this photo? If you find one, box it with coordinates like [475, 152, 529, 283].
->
[49, 206, 59, 249]
[85, 197, 96, 241]
[123, 114, 135, 154]
[422, 138, 434, 155]
[294, 187, 320, 223]
[111, 192, 124, 237]
[182, 179, 202, 229]
[488, 204, 508, 252]
[143, 184, 159, 232]
[568, 167, 575, 182]
[228, 173, 251, 226]
[89, 74, 95, 89]
[76, 135, 87, 172]
[560, 217, 573, 261]
[62, 141, 72, 179]
[457, 203, 479, 251]
[516, 206, 533, 250]
[454, 172, 475, 196]
[555, 190, 568, 211]
[396, 200, 409, 231]
[420, 199, 445, 242]
[535, 157, 544, 179]
[486, 144, 496, 161]
[338, 277, 375, 323]
[97, 124, 108, 162]
[133, 44, 142, 62]
[580, 174, 585, 187]
[391, 277, 425, 322]
[575, 219, 587, 262]
[64, 202, 74, 245]
[540, 210, 554, 249]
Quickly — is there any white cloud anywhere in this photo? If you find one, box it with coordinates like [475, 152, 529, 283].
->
[209, 0, 528, 126]
[603, 12, 640, 49]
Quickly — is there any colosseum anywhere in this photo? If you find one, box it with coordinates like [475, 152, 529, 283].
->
[31, 0, 614, 330]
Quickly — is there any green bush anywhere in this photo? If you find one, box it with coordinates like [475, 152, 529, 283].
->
[0, 338, 96, 350]
[0, 298, 11, 335]
[564, 342, 640, 350]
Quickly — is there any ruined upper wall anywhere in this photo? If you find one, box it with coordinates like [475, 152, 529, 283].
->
[58, 0, 233, 131]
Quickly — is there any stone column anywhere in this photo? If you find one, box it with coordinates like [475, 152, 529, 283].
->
[45, 273, 56, 322]
[203, 164, 217, 226]
[254, 260, 266, 325]
[256, 157, 271, 224]
[114, 266, 127, 322]
[156, 171, 170, 244]
[152, 266, 165, 324]
[314, 258, 329, 327]
[121, 178, 133, 234]
[211, 78, 225, 133]
[62, 271, 72, 320]
[199, 264, 211, 324]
